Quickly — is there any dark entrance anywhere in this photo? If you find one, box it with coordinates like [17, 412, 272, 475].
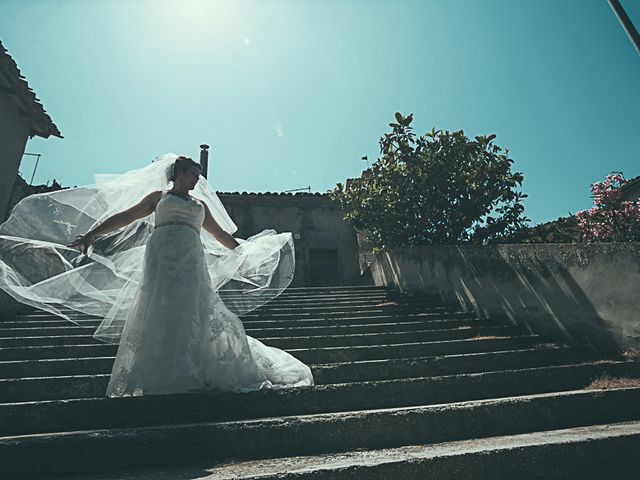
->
[308, 248, 340, 286]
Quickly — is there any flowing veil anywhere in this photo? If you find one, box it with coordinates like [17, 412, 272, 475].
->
[0, 153, 295, 343]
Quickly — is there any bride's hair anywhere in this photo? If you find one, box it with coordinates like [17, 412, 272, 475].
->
[168, 156, 202, 182]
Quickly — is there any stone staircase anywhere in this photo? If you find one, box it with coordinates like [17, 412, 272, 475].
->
[1, 285, 639, 479]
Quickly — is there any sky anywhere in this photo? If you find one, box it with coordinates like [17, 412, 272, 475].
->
[1, 0, 639, 224]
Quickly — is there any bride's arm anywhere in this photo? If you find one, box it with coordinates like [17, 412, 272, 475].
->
[201, 202, 240, 250]
[68, 190, 163, 253]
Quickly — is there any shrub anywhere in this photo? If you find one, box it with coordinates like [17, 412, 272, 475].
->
[576, 173, 640, 242]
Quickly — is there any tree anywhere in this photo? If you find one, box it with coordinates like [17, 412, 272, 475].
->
[329, 112, 528, 249]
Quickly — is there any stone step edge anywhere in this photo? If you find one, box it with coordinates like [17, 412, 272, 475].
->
[182, 420, 640, 480]
[0, 357, 626, 395]
[0, 325, 516, 344]
[0, 320, 493, 343]
[0, 311, 478, 328]
[2, 391, 640, 480]
[0, 345, 586, 380]
[0, 334, 544, 357]
[1, 360, 636, 435]
[3, 387, 638, 440]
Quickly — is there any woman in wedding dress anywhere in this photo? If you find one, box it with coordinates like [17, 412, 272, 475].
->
[0, 154, 314, 396]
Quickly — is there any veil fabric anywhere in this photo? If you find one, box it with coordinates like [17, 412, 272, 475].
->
[0, 153, 295, 343]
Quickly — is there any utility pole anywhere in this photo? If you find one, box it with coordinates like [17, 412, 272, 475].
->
[608, 0, 640, 57]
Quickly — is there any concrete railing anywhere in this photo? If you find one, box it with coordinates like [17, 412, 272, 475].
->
[368, 243, 640, 354]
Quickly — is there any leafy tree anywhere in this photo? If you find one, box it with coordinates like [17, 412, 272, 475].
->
[329, 112, 528, 248]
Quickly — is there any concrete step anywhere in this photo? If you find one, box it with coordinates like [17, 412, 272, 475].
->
[0, 304, 457, 327]
[2, 389, 640, 479]
[311, 346, 593, 383]
[0, 311, 479, 332]
[257, 325, 523, 349]
[239, 311, 479, 328]
[0, 312, 482, 338]
[246, 318, 496, 337]
[46, 295, 442, 314]
[46, 290, 407, 312]
[71, 421, 640, 480]
[0, 298, 437, 325]
[227, 285, 391, 295]
[1, 358, 637, 412]
[287, 335, 547, 363]
[240, 304, 454, 318]
[0, 334, 543, 362]
[0, 318, 498, 346]
[0, 325, 522, 351]
[0, 344, 588, 381]
[0, 348, 598, 434]
[239, 302, 451, 316]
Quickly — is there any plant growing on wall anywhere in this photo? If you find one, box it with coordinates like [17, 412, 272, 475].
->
[576, 173, 640, 242]
[329, 112, 529, 248]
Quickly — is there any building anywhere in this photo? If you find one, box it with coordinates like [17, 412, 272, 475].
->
[0, 40, 62, 220]
[621, 175, 640, 202]
[217, 192, 360, 287]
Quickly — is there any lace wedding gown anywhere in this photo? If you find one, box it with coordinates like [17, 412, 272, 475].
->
[106, 191, 314, 396]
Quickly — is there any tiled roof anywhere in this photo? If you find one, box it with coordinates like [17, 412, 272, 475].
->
[0, 40, 62, 139]
[621, 175, 640, 191]
[216, 191, 327, 196]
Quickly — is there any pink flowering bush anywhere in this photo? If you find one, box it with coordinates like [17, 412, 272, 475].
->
[576, 173, 640, 242]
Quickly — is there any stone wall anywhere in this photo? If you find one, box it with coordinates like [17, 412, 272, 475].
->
[368, 243, 640, 354]
[218, 192, 360, 287]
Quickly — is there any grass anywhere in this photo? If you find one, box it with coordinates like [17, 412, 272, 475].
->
[585, 374, 640, 390]
[622, 346, 640, 361]
[374, 301, 400, 307]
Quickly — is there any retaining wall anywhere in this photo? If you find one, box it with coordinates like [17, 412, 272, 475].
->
[369, 243, 640, 354]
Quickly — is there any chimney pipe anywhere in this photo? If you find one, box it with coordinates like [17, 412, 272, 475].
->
[199, 144, 210, 178]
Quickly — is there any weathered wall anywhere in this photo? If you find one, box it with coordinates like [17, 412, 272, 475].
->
[369, 243, 640, 354]
[218, 193, 359, 287]
[0, 93, 30, 220]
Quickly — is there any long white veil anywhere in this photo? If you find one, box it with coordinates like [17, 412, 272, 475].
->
[0, 153, 295, 343]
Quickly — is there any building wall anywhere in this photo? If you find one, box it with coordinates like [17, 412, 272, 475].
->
[218, 193, 360, 287]
[621, 182, 640, 202]
[0, 93, 31, 220]
[368, 243, 640, 355]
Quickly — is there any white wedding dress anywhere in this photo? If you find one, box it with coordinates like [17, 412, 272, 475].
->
[106, 191, 314, 396]
[0, 153, 314, 397]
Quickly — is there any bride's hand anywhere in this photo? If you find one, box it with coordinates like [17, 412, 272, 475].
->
[67, 233, 94, 254]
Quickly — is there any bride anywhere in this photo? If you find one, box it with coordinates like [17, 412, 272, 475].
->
[0, 153, 314, 396]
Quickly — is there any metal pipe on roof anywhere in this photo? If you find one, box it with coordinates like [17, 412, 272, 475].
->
[199, 144, 209, 179]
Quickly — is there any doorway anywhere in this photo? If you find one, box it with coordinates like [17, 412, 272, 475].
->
[308, 249, 340, 286]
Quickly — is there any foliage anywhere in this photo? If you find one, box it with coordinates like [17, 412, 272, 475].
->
[329, 112, 529, 248]
[576, 173, 640, 242]
[502, 215, 581, 244]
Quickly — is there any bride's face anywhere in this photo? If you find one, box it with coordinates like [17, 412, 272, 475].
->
[177, 165, 201, 190]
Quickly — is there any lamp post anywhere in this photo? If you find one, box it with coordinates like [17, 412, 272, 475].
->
[608, 0, 640, 58]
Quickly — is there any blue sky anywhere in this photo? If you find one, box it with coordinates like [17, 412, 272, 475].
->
[1, 0, 639, 224]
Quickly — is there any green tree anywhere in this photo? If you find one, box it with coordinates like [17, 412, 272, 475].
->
[329, 112, 529, 248]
